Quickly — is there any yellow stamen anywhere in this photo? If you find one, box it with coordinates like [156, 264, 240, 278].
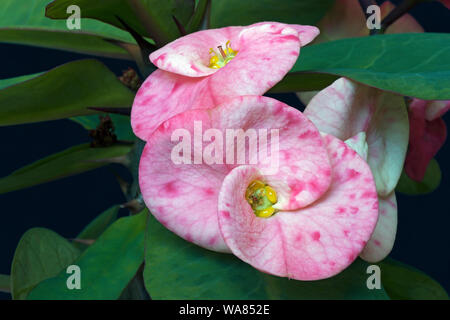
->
[265, 186, 277, 203]
[255, 207, 275, 218]
[209, 40, 238, 69]
[245, 180, 278, 218]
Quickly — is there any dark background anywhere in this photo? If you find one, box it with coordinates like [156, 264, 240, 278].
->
[0, 1, 449, 299]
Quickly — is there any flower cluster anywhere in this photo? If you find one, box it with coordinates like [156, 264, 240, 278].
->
[130, 16, 444, 280]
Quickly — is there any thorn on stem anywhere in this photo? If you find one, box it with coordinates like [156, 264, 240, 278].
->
[172, 15, 187, 36]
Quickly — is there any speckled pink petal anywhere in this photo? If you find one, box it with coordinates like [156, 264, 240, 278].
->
[131, 70, 209, 141]
[218, 134, 378, 280]
[149, 22, 318, 78]
[212, 96, 332, 211]
[360, 192, 397, 262]
[139, 109, 230, 252]
[344, 133, 398, 262]
[139, 95, 331, 251]
[304, 78, 409, 196]
[132, 22, 319, 141]
[405, 99, 447, 181]
[304, 78, 373, 140]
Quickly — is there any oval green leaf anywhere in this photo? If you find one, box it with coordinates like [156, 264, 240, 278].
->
[11, 228, 81, 300]
[380, 258, 449, 300]
[27, 211, 148, 300]
[284, 33, 450, 100]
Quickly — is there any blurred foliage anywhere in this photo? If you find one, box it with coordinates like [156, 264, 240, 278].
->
[0, 275, 11, 293]
[396, 158, 442, 195]
[0, 0, 135, 57]
[380, 258, 449, 299]
[210, 0, 334, 28]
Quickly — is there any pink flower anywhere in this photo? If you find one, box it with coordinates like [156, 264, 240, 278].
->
[297, 1, 431, 263]
[311, 0, 449, 183]
[139, 95, 379, 280]
[405, 99, 450, 181]
[304, 78, 408, 262]
[131, 22, 319, 140]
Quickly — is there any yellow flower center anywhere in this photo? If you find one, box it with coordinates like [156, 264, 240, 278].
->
[245, 180, 278, 218]
[209, 40, 237, 69]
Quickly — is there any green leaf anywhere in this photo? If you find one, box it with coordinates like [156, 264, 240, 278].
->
[0, 59, 135, 126]
[269, 73, 338, 93]
[186, 0, 209, 33]
[11, 228, 81, 300]
[210, 0, 334, 28]
[284, 34, 450, 100]
[28, 211, 148, 300]
[0, 274, 11, 293]
[0, 29, 133, 60]
[0, 0, 135, 58]
[73, 205, 120, 251]
[0, 73, 43, 90]
[144, 214, 389, 299]
[396, 158, 441, 195]
[46, 0, 195, 45]
[380, 258, 449, 300]
[0, 143, 132, 195]
[71, 114, 135, 141]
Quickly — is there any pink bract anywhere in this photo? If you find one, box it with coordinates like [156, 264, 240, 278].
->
[131, 22, 319, 141]
[304, 78, 409, 263]
[405, 99, 449, 181]
[139, 95, 379, 280]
